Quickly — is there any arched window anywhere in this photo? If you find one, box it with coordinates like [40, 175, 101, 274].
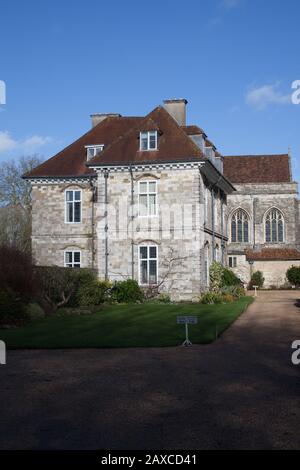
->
[231, 209, 249, 243]
[265, 209, 284, 243]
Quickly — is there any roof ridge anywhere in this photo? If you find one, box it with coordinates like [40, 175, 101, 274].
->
[224, 153, 289, 158]
[87, 105, 205, 166]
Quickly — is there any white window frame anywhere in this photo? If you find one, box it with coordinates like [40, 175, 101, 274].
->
[85, 145, 104, 161]
[139, 131, 158, 151]
[138, 245, 158, 286]
[64, 250, 81, 268]
[138, 180, 158, 217]
[228, 256, 237, 268]
[65, 189, 82, 224]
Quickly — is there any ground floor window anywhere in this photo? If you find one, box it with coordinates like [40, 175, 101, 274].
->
[139, 245, 158, 285]
[228, 256, 237, 268]
[64, 250, 81, 268]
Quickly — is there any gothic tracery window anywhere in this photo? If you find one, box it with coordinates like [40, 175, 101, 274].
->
[265, 209, 284, 243]
[231, 209, 249, 243]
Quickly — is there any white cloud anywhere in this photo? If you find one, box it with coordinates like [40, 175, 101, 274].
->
[0, 131, 17, 152]
[245, 83, 291, 110]
[0, 131, 53, 154]
[23, 135, 52, 149]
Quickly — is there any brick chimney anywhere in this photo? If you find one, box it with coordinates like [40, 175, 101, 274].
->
[163, 99, 188, 126]
[90, 113, 121, 128]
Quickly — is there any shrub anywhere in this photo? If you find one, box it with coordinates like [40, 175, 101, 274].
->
[200, 292, 223, 304]
[286, 266, 300, 287]
[67, 269, 97, 307]
[221, 294, 235, 303]
[232, 286, 246, 298]
[26, 303, 45, 320]
[0, 245, 35, 301]
[248, 271, 264, 290]
[221, 285, 245, 299]
[157, 293, 171, 303]
[35, 266, 91, 313]
[0, 288, 29, 327]
[222, 268, 241, 287]
[77, 280, 112, 306]
[146, 293, 171, 304]
[111, 279, 144, 303]
[209, 262, 224, 292]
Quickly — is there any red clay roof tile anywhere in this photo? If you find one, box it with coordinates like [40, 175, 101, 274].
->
[24, 116, 143, 178]
[87, 106, 205, 167]
[246, 248, 300, 261]
[223, 154, 291, 184]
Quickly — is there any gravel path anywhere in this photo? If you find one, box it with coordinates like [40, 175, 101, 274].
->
[0, 291, 300, 450]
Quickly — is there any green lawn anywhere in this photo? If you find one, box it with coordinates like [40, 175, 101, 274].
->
[0, 297, 253, 349]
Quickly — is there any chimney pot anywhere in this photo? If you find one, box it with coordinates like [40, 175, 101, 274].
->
[163, 99, 188, 126]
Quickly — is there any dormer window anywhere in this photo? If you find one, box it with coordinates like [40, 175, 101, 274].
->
[85, 145, 104, 161]
[140, 131, 158, 151]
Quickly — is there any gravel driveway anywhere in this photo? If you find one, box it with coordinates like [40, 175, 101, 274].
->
[0, 291, 300, 450]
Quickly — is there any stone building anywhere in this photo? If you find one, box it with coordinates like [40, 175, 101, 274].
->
[223, 154, 300, 287]
[25, 99, 300, 297]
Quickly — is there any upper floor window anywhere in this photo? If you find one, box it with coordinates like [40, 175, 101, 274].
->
[231, 209, 249, 243]
[265, 208, 284, 243]
[65, 190, 81, 223]
[85, 145, 104, 161]
[138, 180, 157, 217]
[139, 245, 158, 285]
[140, 131, 158, 151]
[64, 250, 81, 268]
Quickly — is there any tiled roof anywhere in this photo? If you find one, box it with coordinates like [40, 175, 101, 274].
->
[181, 125, 205, 136]
[246, 248, 300, 261]
[24, 116, 143, 178]
[87, 106, 205, 167]
[223, 154, 291, 184]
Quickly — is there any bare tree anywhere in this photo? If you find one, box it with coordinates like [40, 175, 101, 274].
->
[144, 247, 190, 298]
[0, 155, 43, 252]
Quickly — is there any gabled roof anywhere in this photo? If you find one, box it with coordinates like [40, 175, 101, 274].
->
[223, 154, 291, 184]
[87, 106, 205, 167]
[24, 116, 143, 178]
[246, 248, 300, 261]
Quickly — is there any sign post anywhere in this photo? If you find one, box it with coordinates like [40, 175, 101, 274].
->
[177, 316, 198, 347]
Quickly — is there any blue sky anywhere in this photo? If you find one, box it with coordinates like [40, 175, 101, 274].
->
[1, 0, 300, 180]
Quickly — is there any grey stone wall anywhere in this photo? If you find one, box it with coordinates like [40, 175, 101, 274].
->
[31, 183, 94, 268]
[226, 181, 300, 285]
[30, 166, 228, 300]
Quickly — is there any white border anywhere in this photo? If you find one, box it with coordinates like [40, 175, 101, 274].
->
[138, 180, 158, 218]
[64, 249, 82, 267]
[138, 244, 158, 286]
[64, 189, 82, 224]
